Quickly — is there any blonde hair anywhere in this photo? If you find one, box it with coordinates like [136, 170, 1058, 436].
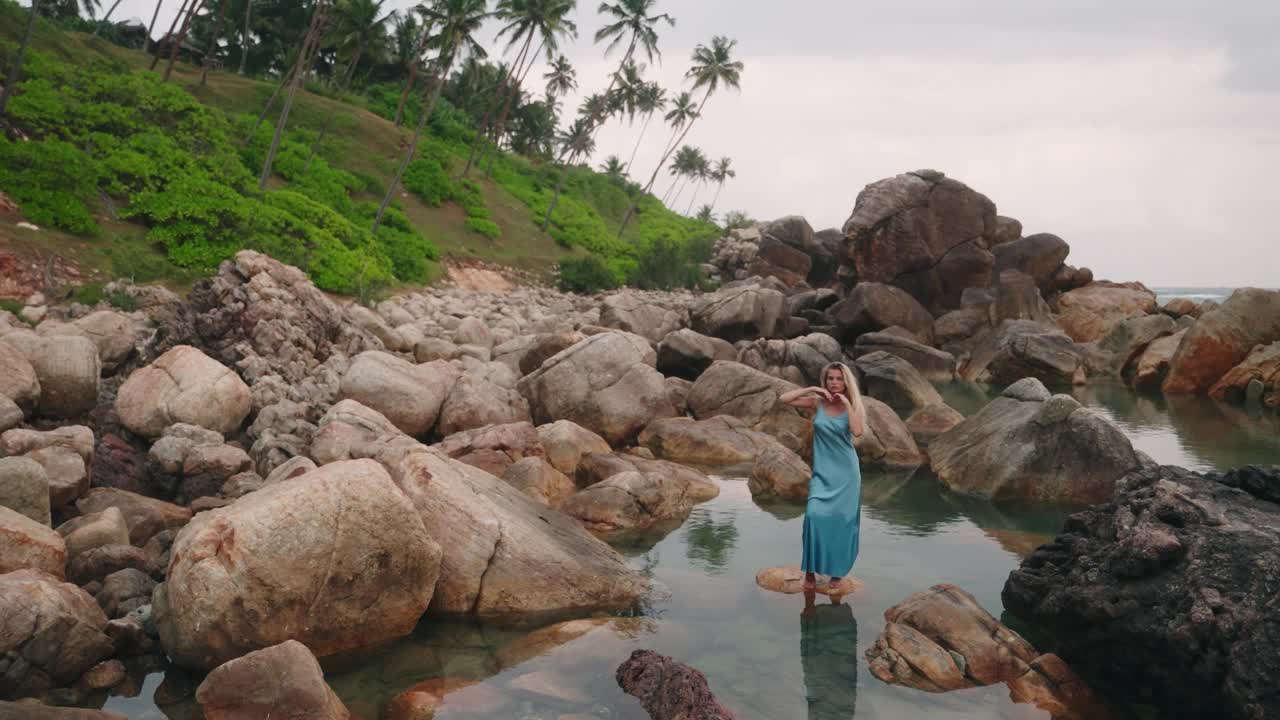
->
[822, 361, 867, 427]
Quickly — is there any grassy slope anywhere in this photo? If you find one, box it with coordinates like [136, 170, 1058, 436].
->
[0, 10, 584, 288]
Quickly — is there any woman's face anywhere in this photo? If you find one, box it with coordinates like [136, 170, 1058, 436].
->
[824, 368, 845, 394]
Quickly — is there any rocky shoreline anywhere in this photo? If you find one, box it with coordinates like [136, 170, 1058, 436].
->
[1, 169, 1277, 718]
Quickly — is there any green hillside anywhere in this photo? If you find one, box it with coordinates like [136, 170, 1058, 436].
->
[0, 0, 722, 296]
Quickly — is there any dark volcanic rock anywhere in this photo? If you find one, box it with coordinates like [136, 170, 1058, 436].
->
[616, 649, 735, 720]
[1002, 464, 1280, 720]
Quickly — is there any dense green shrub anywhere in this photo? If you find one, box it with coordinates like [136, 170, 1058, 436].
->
[0, 137, 100, 234]
[557, 255, 619, 294]
[403, 157, 454, 207]
[466, 217, 501, 239]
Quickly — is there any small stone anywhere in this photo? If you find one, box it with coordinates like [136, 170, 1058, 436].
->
[77, 659, 127, 691]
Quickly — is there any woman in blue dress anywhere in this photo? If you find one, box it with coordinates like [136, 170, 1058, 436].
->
[779, 362, 866, 592]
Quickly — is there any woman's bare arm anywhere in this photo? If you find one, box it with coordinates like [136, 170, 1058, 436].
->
[780, 386, 829, 408]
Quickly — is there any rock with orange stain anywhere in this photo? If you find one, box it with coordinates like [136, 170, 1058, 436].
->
[1163, 288, 1280, 394]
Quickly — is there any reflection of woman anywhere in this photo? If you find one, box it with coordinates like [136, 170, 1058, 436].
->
[801, 592, 859, 719]
[780, 362, 866, 591]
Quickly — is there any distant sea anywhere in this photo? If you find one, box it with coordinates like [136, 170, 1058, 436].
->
[1150, 287, 1236, 305]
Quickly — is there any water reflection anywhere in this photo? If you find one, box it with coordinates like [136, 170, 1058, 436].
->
[682, 509, 740, 576]
[800, 592, 859, 720]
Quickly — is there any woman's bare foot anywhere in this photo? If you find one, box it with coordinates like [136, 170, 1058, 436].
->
[802, 572, 816, 591]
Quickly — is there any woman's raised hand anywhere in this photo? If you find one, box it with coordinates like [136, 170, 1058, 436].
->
[810, 386, 833, 401]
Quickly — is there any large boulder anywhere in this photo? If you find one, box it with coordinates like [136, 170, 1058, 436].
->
[1082, 313, 1177, 376]
[2, 334, 99, 420]
[965, 320, 1085, 387]
[2, 426, 94, 510]
[857, 397, 925, 468]
[338, 352, 459, 437]
[852, 331, 957, 381]
[517, 331, 586, 376]
[689, 284, 786, 342]
[840, 170, 998, 313]
[0, 569, 113, 699]
[0, 506, 65, 577]
[1163, 288, 1280, 394]
[115, 346, 252, 438]
[930, 379, 1146, 503]
[0, 339, 39, 413]
[0, 456, 51, 525]
[389, 450, 648, 618]
[39, 310, 137, 372]
[991, 269, 1052, 324]
[1003, 465, 1280, 720]
[638, 415, 780, 468]
[154, 459, 441, 670]
[734, 334, 843, 387]
[195, 640, 351, 720]
[436, 373, 531, 436]
[431, 421, 543, 476]
[535, 420, 611, 478]
[687, 361, 800, 425]
[1208, 341, 1280, 406]
[0, 397, 18, 434]
[599, 294, 686, 344]
[561, 469, 704, 535]
[517, 331, 675, 445]
[866, 584, 1112, 720]
[747, 234, 813, 287]
[500, 457, 576, 508]
[1130, 329, 1187, 390]
[615, 649, 735, 720]
[656, 329, 736, 381]
[186, 251, 382, 401]
[828, 282, 935, 343]
[991, 233, 1071, 295]
[76, 488, 191, 546]
[747, 445, 810, 500]
[1055, 282, 1159, 343]
[855, 351, 943, 415]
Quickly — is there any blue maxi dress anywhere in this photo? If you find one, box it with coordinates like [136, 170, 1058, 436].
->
[801, 406, 862, 579]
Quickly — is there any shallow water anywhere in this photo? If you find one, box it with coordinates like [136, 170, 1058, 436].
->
[102, 381, 1279, 719]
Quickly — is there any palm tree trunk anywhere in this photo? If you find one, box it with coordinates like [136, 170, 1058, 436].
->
[248, 63, 292, 139]
[623, 111, 652, 176]
[393, 23, 432, 127]
[163, 0, 205, 82]
[541, 36, 636, 232]
[200, 0, 229, 86]
[237, 0, 251, 75]
[686, 181, 702, 216]
[0, 0, 39, 117]
[144, 0, 163, 54]
[618, 88, 712, 238]
[150, 0, 190, 70]
[304, 38, 362, 173]
[710, 181, 723, 212]
[93, 0, 124, 35]
[258, 2, 324, 189]
[373, 45, 456, 234]
[461, 34, 532, 178]
[483, 38, 543, 177]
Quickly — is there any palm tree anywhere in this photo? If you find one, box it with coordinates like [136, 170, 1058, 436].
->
[558, 117, 595, 164]
[661, 144, 694, 204]
[614, 60, 644, 124]
[543, 54, 575, 98]
[373, 0, 491, 233]
[685, 150, 711, 215]
[541, 0, 673, 231]
[0, 0, 40, 118]
[478, 0, 577, 177]
[200, 0, 232, 86]
[163, 0, 207, 82]
[235, 0, 253, 74]
[258, 0, 328, 188]
[393, 4, 436, 127]
[709, 155, 733, 211]
[305, 0, 395, 169]
[657, 89, 695, 159]
[619, 34, 742, 237]
[334, 0, 397, 87]
[46, 0, 100, 20]
[144, 0, 164, 55]
[150, 0, 190, 70]
[623, 81, 665, 175]
[600, 154, 625, 178]
[695, 204, 715, 224]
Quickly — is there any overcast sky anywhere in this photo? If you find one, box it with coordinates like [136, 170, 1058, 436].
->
[97, 0, 1280, 286]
